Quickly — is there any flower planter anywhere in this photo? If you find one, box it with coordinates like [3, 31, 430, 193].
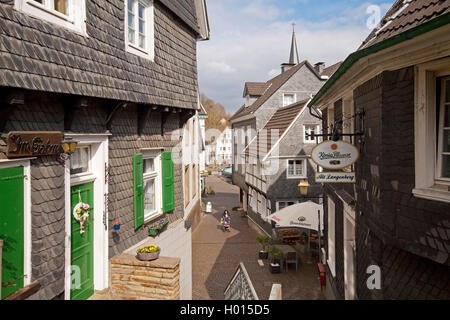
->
[269, 263, 281, 274]
[148, 219, 169, 237]
[136, 250, 160, 261]
[259, 251, 268, 259]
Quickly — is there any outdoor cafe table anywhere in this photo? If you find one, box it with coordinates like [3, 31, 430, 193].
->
[277, 244, 298, 272]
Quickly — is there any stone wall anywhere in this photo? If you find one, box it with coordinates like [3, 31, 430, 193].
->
[124, 219, 192, 300]
[111, 254, 180, 300]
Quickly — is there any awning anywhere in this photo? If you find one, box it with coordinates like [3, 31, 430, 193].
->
[267, 201, 324, 231]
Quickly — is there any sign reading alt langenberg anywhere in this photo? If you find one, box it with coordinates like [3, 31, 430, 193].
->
[315, 172, 356, 184]
[311, 140, 359, 169]
[6, 131, 63, 158]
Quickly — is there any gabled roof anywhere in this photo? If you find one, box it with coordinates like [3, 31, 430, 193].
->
[244, 99, 309, 158]
[231, 61, 320, 121]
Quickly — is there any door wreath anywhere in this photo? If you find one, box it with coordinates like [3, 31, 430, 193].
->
[73, 190, 92, 235]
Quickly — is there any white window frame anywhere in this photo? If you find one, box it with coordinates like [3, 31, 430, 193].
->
[124, 0, 155, 60]
[283, 93, 296, 107]
[15, 0, 87, 35]
[437, 77, 450, 182]
[143, 150, 162, 222]
[413, 59, 450, 204]
[303, 124, 320, 144]
[275, 200, 298, 212]
[286, 159, 307, 179]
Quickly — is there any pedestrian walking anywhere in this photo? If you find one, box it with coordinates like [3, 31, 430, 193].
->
[221, 210, 231, 232]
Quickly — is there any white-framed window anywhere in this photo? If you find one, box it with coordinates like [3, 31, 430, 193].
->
[286, 159, 307, 179]
[70, 146, 91, 175]
[143, 151, 162, 221]
[125, 0, 155, 60]
[283, 93, 295, 107]
[327, 197, 336, 277]
[15, 0, 87, 35]
[276, 200, 297, 212]
[413, 59, 450, 204]
[304, 124, 320, 143]
[437, 77, 450, 181]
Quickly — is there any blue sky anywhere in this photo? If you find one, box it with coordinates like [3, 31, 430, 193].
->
[197, 0, 393, 114]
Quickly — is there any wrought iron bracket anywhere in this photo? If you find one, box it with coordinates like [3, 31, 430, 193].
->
[105, 101, 127, 131]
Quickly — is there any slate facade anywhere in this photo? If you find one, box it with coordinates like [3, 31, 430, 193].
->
[311, 0, 450, 300]
[0, 0, 208, 300]
[321, 67, 450, 300]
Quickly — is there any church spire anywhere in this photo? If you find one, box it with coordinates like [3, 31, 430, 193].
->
[289, 23, 300, 64]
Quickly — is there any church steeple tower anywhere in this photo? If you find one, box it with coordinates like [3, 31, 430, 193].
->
[289, 23, 300, 64]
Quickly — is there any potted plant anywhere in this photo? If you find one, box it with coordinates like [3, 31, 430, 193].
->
[257, 235, 270, 259]
[136, 244, 160, 261]
[148, 217, 169, 237]
[268, 246, 285, 274]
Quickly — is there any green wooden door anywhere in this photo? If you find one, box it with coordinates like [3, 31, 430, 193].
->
[70, 182, 94, 300]
[0, 167, 24, 300]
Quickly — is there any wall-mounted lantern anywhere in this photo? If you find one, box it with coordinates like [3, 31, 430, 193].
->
[298, 178, 309, 196]
[60, 137, 78, 161]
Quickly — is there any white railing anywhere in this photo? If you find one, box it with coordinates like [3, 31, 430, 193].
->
[224, 262, 259, 300]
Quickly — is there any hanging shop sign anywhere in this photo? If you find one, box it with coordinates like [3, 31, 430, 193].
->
[311, 140, 359, 170]
[6, 131, 63, 158]
[315, 172, 356, 184]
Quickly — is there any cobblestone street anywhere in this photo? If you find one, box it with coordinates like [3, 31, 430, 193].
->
[192, 174, 324, 300]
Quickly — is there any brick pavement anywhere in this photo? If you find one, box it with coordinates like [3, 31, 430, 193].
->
[192, 175, 324, 300]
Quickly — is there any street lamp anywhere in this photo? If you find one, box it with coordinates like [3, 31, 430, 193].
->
[298, 178, 309, 196]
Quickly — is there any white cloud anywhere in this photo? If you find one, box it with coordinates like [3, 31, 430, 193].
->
[241, 0, 282, 21]
[206, 61, 237, 74]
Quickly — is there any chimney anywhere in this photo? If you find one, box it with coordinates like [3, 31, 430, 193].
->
[281, 63, 295, 73]
[314, 62, 325, 74]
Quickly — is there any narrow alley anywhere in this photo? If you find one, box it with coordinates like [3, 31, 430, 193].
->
[192, 174, 324, 300]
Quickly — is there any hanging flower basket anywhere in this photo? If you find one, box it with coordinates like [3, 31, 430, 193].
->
[136, 245, 161, 261]
[148, 217, 169, 237]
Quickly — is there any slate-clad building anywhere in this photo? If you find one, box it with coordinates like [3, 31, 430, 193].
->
[308, 0, 450, 299]
[243, 99, 323, 235]
[230, 28, 341, 234]
[0, 0, 209, 300]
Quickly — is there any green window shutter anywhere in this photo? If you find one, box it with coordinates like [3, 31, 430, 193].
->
[162, 151, 175, 213]
[0, 166, 24, 300]
[133, 154, 144, 229]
